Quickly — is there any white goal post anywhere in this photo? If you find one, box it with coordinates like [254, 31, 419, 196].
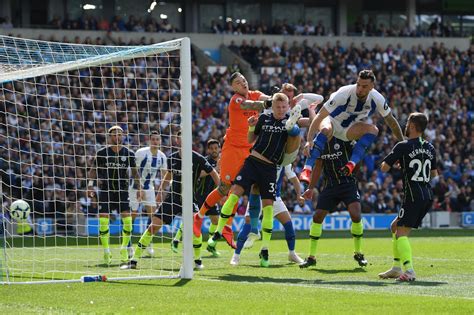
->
[0, 35, 193, 284]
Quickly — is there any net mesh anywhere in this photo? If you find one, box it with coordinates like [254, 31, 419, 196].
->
[0, 35, 189, 283]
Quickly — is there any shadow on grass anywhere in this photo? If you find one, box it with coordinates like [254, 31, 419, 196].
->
[214, 274, 447, 288]
[107, 278, 191, 287]
[87, 263, 122, 268]
[315, 267, 367, 274]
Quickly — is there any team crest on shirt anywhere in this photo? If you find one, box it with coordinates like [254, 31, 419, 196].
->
[334, 143, 340, 150]
[282, 119, 287, 124]
[236, 175, 242, 181]
[329, 100, 335, 106]
[121, 156, 127, 162]
[236, 97, 243, 103]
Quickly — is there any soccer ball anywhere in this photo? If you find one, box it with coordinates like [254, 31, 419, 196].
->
[9, 199, 31, 222]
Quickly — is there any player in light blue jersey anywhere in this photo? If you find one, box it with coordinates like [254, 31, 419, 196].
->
[230, 164, 305, 266]
[300, 70, 404, 183]
[129, 130, 167, 256]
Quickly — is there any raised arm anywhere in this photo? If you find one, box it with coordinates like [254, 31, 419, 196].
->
[384, 113, 404, 141]
[241, 99, 270, 112]
[247, 115, 259, 143]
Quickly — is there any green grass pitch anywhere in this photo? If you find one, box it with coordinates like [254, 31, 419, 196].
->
[1, 229, 473, 314]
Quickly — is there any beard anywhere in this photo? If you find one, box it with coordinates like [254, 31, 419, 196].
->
[404, 127, 410, 137]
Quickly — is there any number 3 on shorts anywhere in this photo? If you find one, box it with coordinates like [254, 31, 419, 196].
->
[268, 183, 275, 193]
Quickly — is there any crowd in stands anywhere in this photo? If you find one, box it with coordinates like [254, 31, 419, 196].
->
[0, 34, 472, 225]
[353, 17, 458, 37]
[210, 19, 329, 36]
[48, 14, 179, 33]
[210, 17, 463, 37]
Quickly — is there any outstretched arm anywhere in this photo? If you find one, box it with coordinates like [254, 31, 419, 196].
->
[303, 159, 323, 200]
[156, 171, 172, 204]
[87, 156, 98, 198]
[241, 94, 271, 112]
[289, 176, 305, 204]
[384, 113, 404, 141]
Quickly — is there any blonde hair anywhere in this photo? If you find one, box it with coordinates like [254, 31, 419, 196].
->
[281, 83, 297, 93]
[272, 92, 289, 104]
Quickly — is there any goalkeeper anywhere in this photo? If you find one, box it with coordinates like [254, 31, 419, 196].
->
[121, 132, 219, 270]
[87, 125, 141, 266]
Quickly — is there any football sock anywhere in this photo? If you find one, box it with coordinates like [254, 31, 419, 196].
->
[121, 216, 133, 248]
[216, 194, 239, 234]
[99, 217, 110, 249]
[304, 132, 328, 169]
[193, 234, 202, 260]
[288, 125, 300, 137]
[392, 233, 401, 268]
[236, 223, 251, 255]
[350, 221, 364, 253]
[132, 230, 153, 260]
[174, 222, 183, 241]
[283, 221, 296, 251]
[248, 193, 261, 234]
[350, 133, 376, 165]
[208, 222, 217, 238]
[260, 205, 273, 249]
[309, 222, 322, 257]
[16, 222, 32, 234]
[198, 188, 224, 217]
[397, 236, 414, 272]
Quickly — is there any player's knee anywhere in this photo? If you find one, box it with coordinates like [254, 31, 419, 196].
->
[319, 126, 332, 137]
[368, 125, 379, 135]
[390, 218, 398, 233]
[312, 210, 326, 223]
[218, 183, 230, 195]
[351, 215, 361, 223]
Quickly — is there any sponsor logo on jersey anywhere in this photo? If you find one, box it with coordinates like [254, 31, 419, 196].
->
[262, 125, 286, 133]
[320, 151, 343, 160]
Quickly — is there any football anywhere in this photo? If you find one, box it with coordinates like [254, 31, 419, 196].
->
[9, 199, 31, 222]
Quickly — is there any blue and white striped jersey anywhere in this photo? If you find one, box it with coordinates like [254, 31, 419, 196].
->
[323, 84, 391, 128]
[134, 147, 167, 190]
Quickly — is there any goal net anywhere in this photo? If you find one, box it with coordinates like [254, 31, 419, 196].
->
[0, 35, 193, 284]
